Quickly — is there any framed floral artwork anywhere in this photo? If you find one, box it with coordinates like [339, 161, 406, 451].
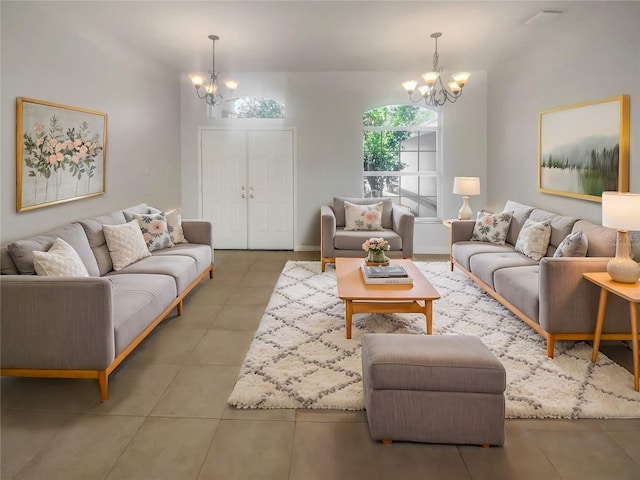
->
[16, 97, 107, 211]
[538, 95, 629, 202]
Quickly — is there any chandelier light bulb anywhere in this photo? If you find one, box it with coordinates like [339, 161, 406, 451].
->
[225, 80, 239, 90]
[448, 82, 461, 93]
[189, 74, 205, 88]
[418, 85, 431, 96]
[422, 71, 440, 85]
[402, 81, 418, 94]
[452, 72, 471, 87]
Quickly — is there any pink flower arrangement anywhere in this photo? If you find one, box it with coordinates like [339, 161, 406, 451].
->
[362, 237, 390, 253]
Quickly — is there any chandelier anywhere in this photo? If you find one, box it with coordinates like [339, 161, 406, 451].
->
[189, 35, 238, 106]
[402, 32, 471, 107]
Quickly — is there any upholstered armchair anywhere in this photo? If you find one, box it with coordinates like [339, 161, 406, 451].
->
[320, 197, 415, 271]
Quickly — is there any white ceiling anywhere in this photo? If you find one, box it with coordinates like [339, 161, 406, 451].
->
[40, 1, 614, 74]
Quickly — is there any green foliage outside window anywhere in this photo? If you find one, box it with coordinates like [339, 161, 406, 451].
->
[234, 97, 285, 118]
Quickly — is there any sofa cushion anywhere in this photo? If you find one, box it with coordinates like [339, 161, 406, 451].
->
[573, 220, 617, 257]
[503, 201, 535, 246]
[469, 252, 538, 290]
[166, 208, 188, 244]
[451, 241, 515, 271]
[553, 230, 589, 258]
[80, 210, 127, 276]
[344, 201, 384, 231]
[528, 209, 578, 253]
[471, 212, 513, 245]
[109, 274, 177, 355]
[151, 244, 212, 273]
[33, 238, 90, 277]
[334, 228, 402, 251]
[515, 219, 551, 261]
[122, 203, 161, 222]
[133, 212, 174, 252]
[333, 197, 393, 229]
[102, 220, 151, 271]
[7, 222, 100, 276]
[108, 254, 197, 295]
[493, 265, 540, 323]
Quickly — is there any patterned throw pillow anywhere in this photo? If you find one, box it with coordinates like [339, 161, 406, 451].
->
[344, 201, 384, 231]
[471, 212, 513, 245]
[133, 212, 174, 252]
[165, 208, 187, 244]
[553, 230, 588, 258]
[102, 220, 151, 271]
[32, 238, 90, 277]
[515, 219, 552, 261]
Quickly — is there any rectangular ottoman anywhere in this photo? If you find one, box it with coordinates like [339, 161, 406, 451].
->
[361, 333, 506, 446]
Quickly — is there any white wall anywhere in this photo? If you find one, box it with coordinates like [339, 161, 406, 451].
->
[486, 2, 640, 221]
[0, 2, 182, 243]
[181, 71, 487, 253]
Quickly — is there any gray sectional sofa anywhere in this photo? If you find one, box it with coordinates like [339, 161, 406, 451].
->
[450, 200, 637, 357]
[0, 204, 213, 400]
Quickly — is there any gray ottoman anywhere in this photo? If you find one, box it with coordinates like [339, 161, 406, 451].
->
[361, 333, 506, 446]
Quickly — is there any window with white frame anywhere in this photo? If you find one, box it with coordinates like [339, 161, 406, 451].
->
[363, 105, 440, 219]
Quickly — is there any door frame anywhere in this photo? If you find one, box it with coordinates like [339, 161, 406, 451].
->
[197, 126, 298, 250]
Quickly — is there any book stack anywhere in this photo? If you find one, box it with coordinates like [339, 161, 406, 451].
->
[360, 263, 413, 285]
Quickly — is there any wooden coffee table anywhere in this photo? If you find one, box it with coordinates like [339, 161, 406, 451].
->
[336, 258, 441, 339]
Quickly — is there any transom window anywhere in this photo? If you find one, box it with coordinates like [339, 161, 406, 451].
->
[363, 105, 440, 218]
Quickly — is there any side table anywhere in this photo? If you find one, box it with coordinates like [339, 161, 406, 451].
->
[583, 272, 640, 392]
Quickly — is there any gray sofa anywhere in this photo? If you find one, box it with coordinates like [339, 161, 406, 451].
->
[451, 200, 636, 357]
[0, 204, 213, 400]
[321, 197, 415, 271]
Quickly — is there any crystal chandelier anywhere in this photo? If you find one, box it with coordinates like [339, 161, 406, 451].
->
[189, 35, 238, 106]
[402, 32, 471, 107]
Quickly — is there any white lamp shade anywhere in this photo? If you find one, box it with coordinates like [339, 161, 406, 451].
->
[453, 177, 480, 196]
[602, 192, 640, 231]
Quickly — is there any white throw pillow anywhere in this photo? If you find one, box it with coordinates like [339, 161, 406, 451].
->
[102, 220, 151, 271]
[553, 230, 588, 258]
[32, 238, 90, 277]
[515, 219, 552, 261]
[133, 212, 174, 252]
[471, 212, 513, 245]
[165, 208, 187, 244]
[344, 201, 384, 231]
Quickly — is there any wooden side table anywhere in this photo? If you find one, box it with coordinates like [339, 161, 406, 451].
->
[583, 272, 640, 392]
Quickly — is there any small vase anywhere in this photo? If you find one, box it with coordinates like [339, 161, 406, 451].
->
[367, 249, 389, 265]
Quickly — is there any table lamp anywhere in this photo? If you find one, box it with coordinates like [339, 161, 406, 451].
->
[601, 191, 640, 284]
[453, 177, 480, 220]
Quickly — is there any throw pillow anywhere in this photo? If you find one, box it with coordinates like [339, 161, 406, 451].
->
[165, 208, 188, 244]
[515, 219, 552, 261]
[553, 230, 589, 258]
[32, 238, 90, 277]
[471, 212, 513, 245]
[344, 201, 384, 231]
[133, 212, 174, 252]
[102, 220, 151, 271]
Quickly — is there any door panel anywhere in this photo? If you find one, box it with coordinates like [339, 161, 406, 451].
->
[201, 130, 248, 249]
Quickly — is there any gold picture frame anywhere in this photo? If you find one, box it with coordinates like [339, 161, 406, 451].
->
[16, 97, 107, 212]
[538, 95, 629, 202]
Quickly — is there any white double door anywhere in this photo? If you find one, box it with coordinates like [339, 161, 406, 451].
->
[201, 129, 294, 249]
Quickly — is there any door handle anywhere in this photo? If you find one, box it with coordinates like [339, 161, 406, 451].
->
[250, 186, 255, 190]
[241, 186, 246, 190]
[249, 194, 255, 198]
[241, 194, 246, 199]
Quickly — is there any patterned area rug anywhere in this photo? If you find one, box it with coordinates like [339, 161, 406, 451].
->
[228, 261, 640, 418]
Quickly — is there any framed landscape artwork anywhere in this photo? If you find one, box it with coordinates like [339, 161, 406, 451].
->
[16, 97, 107, 212]
[538, 95, 629, 202]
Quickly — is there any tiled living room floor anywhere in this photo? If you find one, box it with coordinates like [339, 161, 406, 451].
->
[1, 250, 639, 480]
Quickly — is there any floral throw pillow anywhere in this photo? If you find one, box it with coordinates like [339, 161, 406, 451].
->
[165, 208, 188, 244]
[133, 212, 174, 252]
[515, 219, 552, 261]
[471, 212, 513, 245]
[344, 201, 384, 231]
[553, 230, 588, 258]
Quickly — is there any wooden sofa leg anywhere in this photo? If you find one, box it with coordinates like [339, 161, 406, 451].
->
[546, 336, 555, 358]
[98, 371, 108, 402]
[177, 300, 183, 316]
[321, 259, 326, 272]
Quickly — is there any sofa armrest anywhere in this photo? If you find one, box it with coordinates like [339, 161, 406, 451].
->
[451, 220, 475, 244]
[0, 276, 115, 370]
[321, 205, 337, 257]
[182, 220, 213, 248]
[392, 204, 415, 258]
[538, 257, 629, 333]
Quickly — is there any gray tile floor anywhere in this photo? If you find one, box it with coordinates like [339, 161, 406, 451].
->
[2, 250, 639, 480]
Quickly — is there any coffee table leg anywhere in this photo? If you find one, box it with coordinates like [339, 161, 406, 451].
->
[345, 300, 353, 339]
[425, 300, 432, 335]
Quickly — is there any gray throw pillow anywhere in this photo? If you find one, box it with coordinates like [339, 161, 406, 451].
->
[553, 230, 588, 258]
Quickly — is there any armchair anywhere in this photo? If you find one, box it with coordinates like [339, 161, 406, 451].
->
[320, 197, 415, 271]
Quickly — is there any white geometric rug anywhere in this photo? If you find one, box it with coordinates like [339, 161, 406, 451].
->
[228, 261, 640, 418]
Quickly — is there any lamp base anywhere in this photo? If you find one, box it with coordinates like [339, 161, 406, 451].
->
[458, 196, 472, 220]
[607, 230, 640, 284]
